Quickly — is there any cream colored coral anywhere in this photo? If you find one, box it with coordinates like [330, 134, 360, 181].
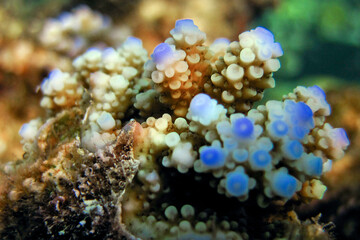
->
[162, 141, 197, 173]
[43, 38, 149, 152]
[81, 110, 119, 152]
[168, 19, 206, 48]
[209, 38, 230, 66]
[300, 179, 327, 200]
[137, 169, 161, 193]
[89, 71, 133, 119]
[140, 115, 175, 151]
[73, 37, 148, 79]
[146, 20, 212, 117]
[134, 89, 160, 117]
[39, 5, 121, 55]
[18, 118, 43, 152]
[135, 114, 197, 174]
[40, 69, 84, 110]
[307, 123, 349, 160]
[205, 27, 282, 114]
[73, 48, 103, 77]
[39, 5, 109, 52]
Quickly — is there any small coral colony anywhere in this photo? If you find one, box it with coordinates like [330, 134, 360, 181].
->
[14, 16, 349, 239]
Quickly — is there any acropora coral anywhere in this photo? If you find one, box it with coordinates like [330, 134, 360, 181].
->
[39, 5, 131, 56]
[297, 87, 360, 239]
[0, 18, 349, 239]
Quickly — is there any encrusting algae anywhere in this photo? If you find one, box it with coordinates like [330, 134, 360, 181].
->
[0, 16, 349, 240]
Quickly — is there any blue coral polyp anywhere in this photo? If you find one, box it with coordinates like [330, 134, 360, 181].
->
[253, 27, 275, 43]
[200, 146, 225, 169]
[304, 155, 323, 176]
[173, 19, 199, 34]
[249, 150, 272, 170]
[212, 38, 230, 45]
[308, 85, 326, 100]
[291, 125, 308, 140]
[257, 46, 273, 61]
[232, 149, 248, 163]
[123, 36, 142, 47]
[269, 120, 288, 137]
[226, 171, 249, 197]
[283, 140, 303, 160]
[296, 102, 314, 124]
[189, 94, 212, 117]
[334, 128, 350, 148]
[232, 117, 254, 139]
[151, 43, 174, 65]
[272, 172, 297, 198]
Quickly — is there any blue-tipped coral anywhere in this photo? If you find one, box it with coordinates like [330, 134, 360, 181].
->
[40, 69, 83, 109]
[232, 117, 255, 139]
[268, 169, 300, 199]
[281, 139, 304, 160]
[123, 36, 142, 47]
[249, 27, 284, 60]
[219, 166, 256, 201]
[249, 149, 272, 171]
[268, 120, 289, 139]
[171, 19, 199, 34]
[186, 85, 348, 206]
[225, 168, 250, 197]
[151, 43, 175, 66]
[200, 145, 226, 169]
[187, 93, 226, 126]
[143, 18, 212, 117]
[204, 26, 283, 114]
[298, 153, 323, 177]
[169, 19, 206, 47]
[0, 18, 350, 240]
[284, 100, 314, 140]
[39, 5, 128, 56]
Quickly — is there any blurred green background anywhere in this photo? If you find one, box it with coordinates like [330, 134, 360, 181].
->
[254, 0, 360, 100]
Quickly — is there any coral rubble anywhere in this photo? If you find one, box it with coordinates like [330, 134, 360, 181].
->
[0, 19, 349, 239]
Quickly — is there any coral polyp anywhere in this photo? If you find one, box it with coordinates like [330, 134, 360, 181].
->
[0, 18, 349, 239]
[200, 145, 226, 169]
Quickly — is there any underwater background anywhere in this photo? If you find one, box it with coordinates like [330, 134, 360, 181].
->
[0, 0, 359, 239]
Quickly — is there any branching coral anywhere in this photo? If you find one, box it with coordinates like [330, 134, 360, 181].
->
[39, 5, 131, 56]
[0, 19, 349, 239]
[143, 19, 212, 117]
[206, 27, 282, 114]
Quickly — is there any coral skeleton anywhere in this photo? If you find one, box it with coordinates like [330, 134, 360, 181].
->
[0, 18, 349, 240]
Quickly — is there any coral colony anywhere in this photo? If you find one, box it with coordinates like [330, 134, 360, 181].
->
[1, 18, 349, 239]
[39, 5, 129, 56]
